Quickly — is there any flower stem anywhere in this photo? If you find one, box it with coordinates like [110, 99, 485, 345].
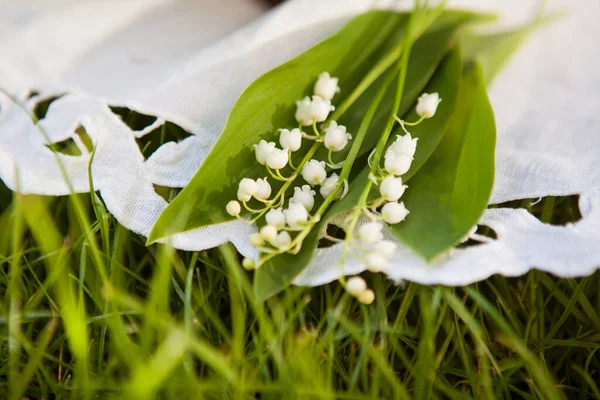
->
[400, 115, 426, 126]
[342, 0, 423, 242]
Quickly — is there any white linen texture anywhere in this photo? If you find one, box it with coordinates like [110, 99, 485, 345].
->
[0, 0, 598, 287]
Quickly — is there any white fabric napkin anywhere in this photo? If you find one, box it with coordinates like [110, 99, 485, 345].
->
[0, 0, 598, 286]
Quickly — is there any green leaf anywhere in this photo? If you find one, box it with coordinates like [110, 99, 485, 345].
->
[253, 47, 463, 301]
[148, 10, 486, 244]
[392, 62, 496, 261]
[149, 10, 409, 242]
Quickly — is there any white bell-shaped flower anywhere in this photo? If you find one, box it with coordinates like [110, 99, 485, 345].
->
[381, 201, 410, 224]
[384, 152, 413, 176]
[345, 276, 367, 297]
[301, 159, 327, 185]
[266, 147, 289, 170]
[250, 233, 265, 247]
[365, 253, 387, 273]
[389, 132, 418, 159]
[324, 121, 352, 152]
[379, 176, 407, 201]
[358, 221, 383, 245]
[279, 128, 302, 152]
[253, 140, 276, 165]
[309, 95, 335, 123]
[271, 231, 292, 249]
[284, 203, 309, 229]
[374, 240, 398, 260]
[290, 185, 316, 211]
[260, 225, 278, 242]
[265, 208, 286, 229]
[226, 200, 241, 216]
[295, 96, 313, 126]
[416, 92, 441, 119]
[319, 173, 339, 198]
[314, 72, 340, 101]
[237, 178, 257, 202]
[255, 178, 272, 200]
[358, 289, 375, 305]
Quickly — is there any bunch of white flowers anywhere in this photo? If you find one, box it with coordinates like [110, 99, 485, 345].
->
[337, 92, 441, 301]
[225, 71, 353, 269]
[226, 68, 442, 305]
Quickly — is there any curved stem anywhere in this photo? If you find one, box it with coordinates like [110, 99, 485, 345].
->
[302, 133, 322, 141]
[288, 152, 297, 170]
[252, 195, 273, 205]
[266, 166, 292, 182]
[242, 200, 267, 214]
[326, 149, 345, 170]
[401, 115, 426, 126]
[322, 233, 343, 243]
[368, 196, 387, 209]
[312, 121, 321, 138]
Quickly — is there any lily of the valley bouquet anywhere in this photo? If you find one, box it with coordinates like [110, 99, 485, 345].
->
[149, 5, 518, 300]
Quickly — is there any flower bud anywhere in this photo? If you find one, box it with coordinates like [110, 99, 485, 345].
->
[319, 173, 339, 198]
[255, 178, 272, 200]
[266, 147, 288, 170]
[301, 159, 327, 185]
[384, 152, 413, 176]
[260, 225, 278, 241]
[381, 202, 410, 224]
[284, 203, 309, 229]
[253, 140, 276, 165]
[250, 232, 265, 247]
[271, 231, 291, 249]
[237, 178, 257, 202]
[324, 121, 352, 152]
[345, 276, 367, 297]
[313, 72, 340, 101]
[265, 208, 286, 229]
[374, 240, 397, 260]
[279, 128, 303, 152]
[242, 258, 255, 270]
[290, 185, 316, 211]
[358, 222, 383, 245]
[309, 95, 335, 123]
[416, 92, 441, 119]
[365, 253, 387, 273]
[358, 289, 375, 305]
[389, 132, 418, 159]
[226, 200, 241, 216]
[295, 96, 313, 126]
[379, 176, 407, 201]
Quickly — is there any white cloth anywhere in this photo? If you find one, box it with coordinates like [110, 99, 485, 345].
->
[0, 0, 598, 286]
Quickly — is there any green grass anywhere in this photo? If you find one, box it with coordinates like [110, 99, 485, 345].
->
[0, 178, 599, 399]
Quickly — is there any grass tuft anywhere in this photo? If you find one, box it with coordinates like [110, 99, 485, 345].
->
[0, 177, 598, 398]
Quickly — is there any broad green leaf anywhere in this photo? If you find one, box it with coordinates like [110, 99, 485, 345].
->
[329, 11, 483, 163]
[392, 62, 496, 260]
[149, 11, 409, 242]
[254, 48, 463, 300]
[149, 10, 485, 243]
